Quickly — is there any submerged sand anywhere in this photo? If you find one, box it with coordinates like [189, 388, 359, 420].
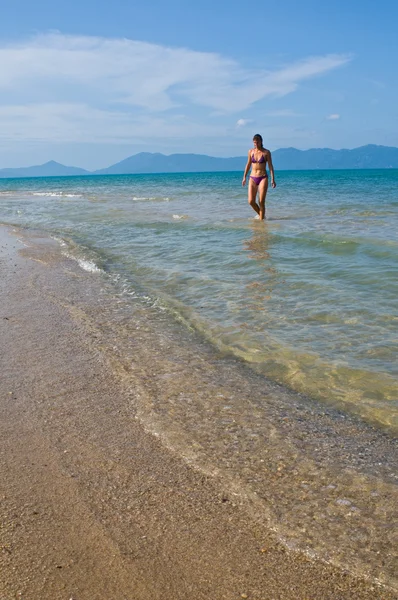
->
[0, 224, 397, 600]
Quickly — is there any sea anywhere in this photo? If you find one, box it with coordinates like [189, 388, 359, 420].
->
[1, 169, 397, 430]
[1, 169, 398, 587]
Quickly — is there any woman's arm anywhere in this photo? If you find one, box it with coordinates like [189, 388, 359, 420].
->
[267, 151, 276, 188]
[242, 151, 251, 186]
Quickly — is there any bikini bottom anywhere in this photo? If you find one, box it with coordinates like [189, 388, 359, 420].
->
[250, 175, 268, 186]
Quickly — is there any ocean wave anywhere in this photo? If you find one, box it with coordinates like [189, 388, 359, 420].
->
[32, 192, 82, 198]
[51, 235, 103, 274]
[63, 250, 103, 273]
[132, 196, 170, 201]
[74, 257, 103, 273]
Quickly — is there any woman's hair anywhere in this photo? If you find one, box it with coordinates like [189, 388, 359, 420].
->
[253, 133, 263, 147]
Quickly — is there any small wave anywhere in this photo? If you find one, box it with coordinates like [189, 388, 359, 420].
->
[132, 196, 170, 201]
[63, 251, 103, 273]
[75, 258, 102, 273]
[32, 192, 82, 198]
[173, 214, 188, 220]
[51, 236, 103, 274]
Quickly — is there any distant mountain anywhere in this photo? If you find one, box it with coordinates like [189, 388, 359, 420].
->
[96, 145, 398, 174]
[273, 144, 398, 170]
[94, 152, 244, 174]
[0, 160, 89, 178]
[1, 146, 398, 179]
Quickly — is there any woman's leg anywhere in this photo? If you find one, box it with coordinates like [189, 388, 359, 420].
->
[258, 178, 269, 220]
[248, 179, 260, 216]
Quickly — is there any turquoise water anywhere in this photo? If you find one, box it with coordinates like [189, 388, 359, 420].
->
[1, 169, 397, 431]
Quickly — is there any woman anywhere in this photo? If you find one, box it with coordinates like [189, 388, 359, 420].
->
[242, 134, 276, 220]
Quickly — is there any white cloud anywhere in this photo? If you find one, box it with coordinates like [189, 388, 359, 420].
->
[0, 33, 351, 144]
[326, 114, 341, 120]
[236, 118, 253, 127]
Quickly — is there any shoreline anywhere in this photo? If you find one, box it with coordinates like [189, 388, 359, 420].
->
[0, 224, 397, 599]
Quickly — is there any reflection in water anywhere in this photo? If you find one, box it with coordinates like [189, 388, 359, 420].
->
[241, 223, 280, 330]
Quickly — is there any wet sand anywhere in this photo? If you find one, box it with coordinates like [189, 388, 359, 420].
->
[0, 224, 397, 600]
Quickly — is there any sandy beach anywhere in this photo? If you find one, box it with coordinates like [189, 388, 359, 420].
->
[0, 224, 397, 600]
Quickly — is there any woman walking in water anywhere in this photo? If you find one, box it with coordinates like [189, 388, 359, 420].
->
[242, 134, 276, 220]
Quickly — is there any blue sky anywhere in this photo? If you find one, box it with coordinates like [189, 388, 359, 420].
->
[0, 0, 397, 169]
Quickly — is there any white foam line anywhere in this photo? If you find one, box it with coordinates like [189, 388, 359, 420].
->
[52, 236, 103, 274]
[132, 197, 170, 201]
[77, 258, 102, 273]
[63, 251, 103, 273]
[33, 192, 82, 197]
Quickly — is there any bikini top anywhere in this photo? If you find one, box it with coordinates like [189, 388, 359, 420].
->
[251, 152, 265, 164]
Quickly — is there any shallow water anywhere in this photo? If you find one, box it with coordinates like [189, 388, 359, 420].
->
[11, 225, 397, 592]
[1, 169, 398, 430]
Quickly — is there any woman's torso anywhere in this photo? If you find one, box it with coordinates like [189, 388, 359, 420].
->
[250, 149, 268, 175]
